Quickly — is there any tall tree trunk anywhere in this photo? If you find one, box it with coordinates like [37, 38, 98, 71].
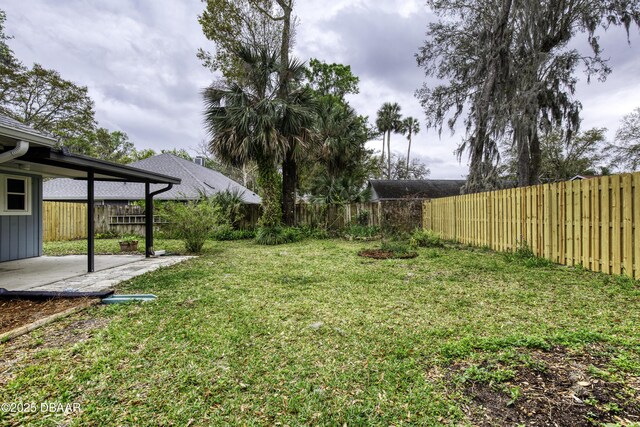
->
[282, 150, 296, 225]
[516, 111, 541, 187]
[516, 130, 531, 187]
[464, 0, 512, 194]
[387, 130, 392, 179]
[529, 129, 541, 185]
[381, 133, 385, 173]
[256, 155, 282, 228]
[276, 1, 296, 226]
[406, 130, 412, 179]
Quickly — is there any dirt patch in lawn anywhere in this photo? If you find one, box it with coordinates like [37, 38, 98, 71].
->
[358, 249, 418, 259]
[450, 346, 640, 426]
[0, 298, 93, 335]
[0, 313, 109, 387]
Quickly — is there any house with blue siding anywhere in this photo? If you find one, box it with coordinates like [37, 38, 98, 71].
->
[0, 116, 56, 262]
[0, 114, 180, 271]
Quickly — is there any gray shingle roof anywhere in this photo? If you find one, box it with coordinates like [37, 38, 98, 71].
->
[0, 113, 57, 144]
[43, 153, 261, 203]
[369, 179, 466, 200]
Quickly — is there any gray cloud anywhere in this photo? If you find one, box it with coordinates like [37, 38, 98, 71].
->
[316, 5, 431, 94]
[2, 0, 639, 179]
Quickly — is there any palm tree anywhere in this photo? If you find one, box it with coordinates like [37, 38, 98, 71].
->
[375, 102, 402, 179]
[307, 97, 372, 203]
[401, 117, 420, 179]
[203, 46, 315, 228]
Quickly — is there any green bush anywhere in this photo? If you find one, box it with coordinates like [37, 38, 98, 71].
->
[211, 224, 256, 241]
[344, 224, 381, 240]
[410, 229, 444, 248]
[211, 189, 246, 229]
[95, 231, 119, 239]
[255, 226, 302, 245]
[161, 199, 223, 253]
[298, 225, 332, 240]
[380, 239, 417, 257]
[504, 241, 552, 268]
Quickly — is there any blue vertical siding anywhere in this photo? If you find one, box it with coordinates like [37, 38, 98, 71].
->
[0, 173, 42, 262]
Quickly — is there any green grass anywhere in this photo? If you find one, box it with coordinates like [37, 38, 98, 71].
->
[3, 239, 640, 426]
[43, 238, 217, 256]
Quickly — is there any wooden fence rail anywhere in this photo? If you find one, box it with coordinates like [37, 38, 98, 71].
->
[423, 172, 640, 279]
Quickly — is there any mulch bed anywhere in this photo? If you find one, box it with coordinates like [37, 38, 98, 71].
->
[450, 346, 640, 426]
[358, 249, 418, 259]
[0, 298, 91, 335]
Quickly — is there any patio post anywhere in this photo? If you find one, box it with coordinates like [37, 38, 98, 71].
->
[145, 182, 152, 258]
[145, 184, 173, 258]
[87, 169, 95, 272]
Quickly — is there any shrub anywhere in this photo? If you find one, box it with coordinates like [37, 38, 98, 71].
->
[255, 226, 302, 245]
[95, 231, 119, 239]
[344, 224, 381, 240]
[355, 209, 370, 226]
[211, 224, 256, 241]
[410, 229, 444, 248]
[298, 225, 332, 240]
[504, 241, 552, 268]
[161, 198, 222, 253]
[380, 239, 416, 257]
[211, 189, 246, 229]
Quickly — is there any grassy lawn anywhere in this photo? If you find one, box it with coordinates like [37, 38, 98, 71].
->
[42, 238, 217, 256]
[2, 239, 639, 425]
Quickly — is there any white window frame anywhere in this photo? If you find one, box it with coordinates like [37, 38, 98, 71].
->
[0, 174, 32, 216]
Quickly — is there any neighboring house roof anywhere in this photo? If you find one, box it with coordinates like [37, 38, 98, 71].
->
[369, 179, 466, 201]
[43, 153, 261, 203]
[570, 175, 599, 181]
[0, 114, 58, 146]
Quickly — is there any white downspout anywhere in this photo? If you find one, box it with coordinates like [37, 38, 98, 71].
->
[0, 140, 30, 164]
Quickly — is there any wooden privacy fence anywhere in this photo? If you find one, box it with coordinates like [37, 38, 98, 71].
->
[43, 201, 417, 241]
[423, 172, 640, 279]
[43, 202, 87, 242]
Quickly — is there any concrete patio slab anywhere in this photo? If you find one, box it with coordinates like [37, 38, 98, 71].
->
[0, 255, 194, 293]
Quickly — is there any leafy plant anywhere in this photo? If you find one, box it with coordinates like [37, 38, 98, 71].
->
[255, 226, 302, 245]
[211, 224, 256, 241]
[211, 189, 246, 229]
[95, 231, 119, 239]
[506, 386, 522, 406]
[461, 364, 516, 385]
[410, 229, 444, 248]
[344, 224, 381, 240]
[161, 198, 223, 253]
[504, 241, 552, 268]
[297, 225, 332, 240]
[119, 234, 140, 243]
[380, 239, 416, 258]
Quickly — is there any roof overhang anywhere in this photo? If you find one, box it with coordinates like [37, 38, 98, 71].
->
[1, 147, 181, 184]
[0, 126, 57, 148]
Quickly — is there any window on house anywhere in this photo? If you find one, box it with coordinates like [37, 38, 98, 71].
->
[0, 175, 31, 215]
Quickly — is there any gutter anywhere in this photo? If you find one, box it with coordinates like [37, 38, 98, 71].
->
[0, 140, 29, 164]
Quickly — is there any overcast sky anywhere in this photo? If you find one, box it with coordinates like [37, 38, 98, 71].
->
[3, 1, 640, 178]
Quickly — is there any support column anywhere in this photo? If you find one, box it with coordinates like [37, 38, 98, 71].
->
[145, 182, 153, 258]
[87, 169, 95, 272]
